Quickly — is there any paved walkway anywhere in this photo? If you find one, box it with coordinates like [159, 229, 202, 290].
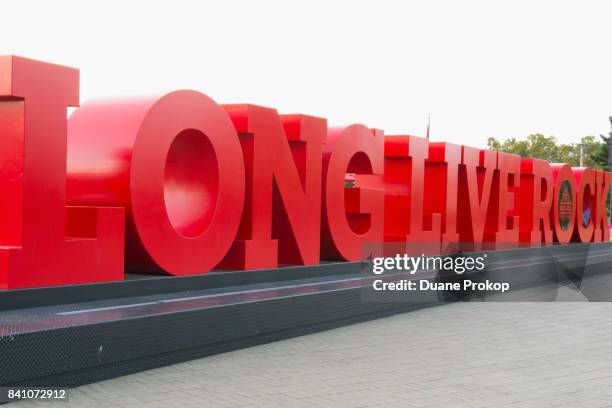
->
[15, 296, 612, 407]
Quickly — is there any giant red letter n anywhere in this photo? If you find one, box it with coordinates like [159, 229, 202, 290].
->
[221, 105, 326, 269]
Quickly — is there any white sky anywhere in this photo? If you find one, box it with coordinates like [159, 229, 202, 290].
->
[2, 0, 611, 147]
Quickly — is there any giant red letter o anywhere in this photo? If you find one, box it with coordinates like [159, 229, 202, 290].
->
[67, 91, 245, 275]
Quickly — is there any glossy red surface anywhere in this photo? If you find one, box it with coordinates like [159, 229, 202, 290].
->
[457, 147, 496, 247]
[551, 164, 576, 244]
[66, 91, 245, 275]
[375, 135, 442, 253]
[0, 56, 124, 289]
[219, 105, 326, 269]
[321, 124, 384, 261]
[594, 170, 611, 242]
[0, 55, 610, 289]
[491, 151, 521, 245]
[518, 158, 553, 245]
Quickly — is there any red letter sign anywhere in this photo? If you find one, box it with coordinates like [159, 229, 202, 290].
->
[518, 158, 553, 245]
[321, 125, 385, 260]
[425, 142, 462, 250]
[457, 147, 496, 249]
[67, 91, 244, 275]
[0, 56, 124, 289]
[593, 170, 611, 242]
[220, 105, 326, 269]
[573, 168, 596, 243]
[381, 135, 441, 253]
[489, 152, 521, 246]
[551, 164, 576, 244]
[0, 56, 610, 290]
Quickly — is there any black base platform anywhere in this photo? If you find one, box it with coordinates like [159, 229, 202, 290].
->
[1, 242, 612, 389]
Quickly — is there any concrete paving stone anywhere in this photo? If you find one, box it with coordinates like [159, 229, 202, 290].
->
[9, 302, 612, 407]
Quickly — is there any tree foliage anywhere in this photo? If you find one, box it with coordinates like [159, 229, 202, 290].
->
[487, 118, 612, 171]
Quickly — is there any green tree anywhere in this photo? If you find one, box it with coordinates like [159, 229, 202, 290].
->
[486, 137, 501, 150]
[489, 122, 612, 219]
[488, 133, 561, 162]
[488, 132, 608, 168]
[589, 116, 611, 171]
[557, 144, 578, 166]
